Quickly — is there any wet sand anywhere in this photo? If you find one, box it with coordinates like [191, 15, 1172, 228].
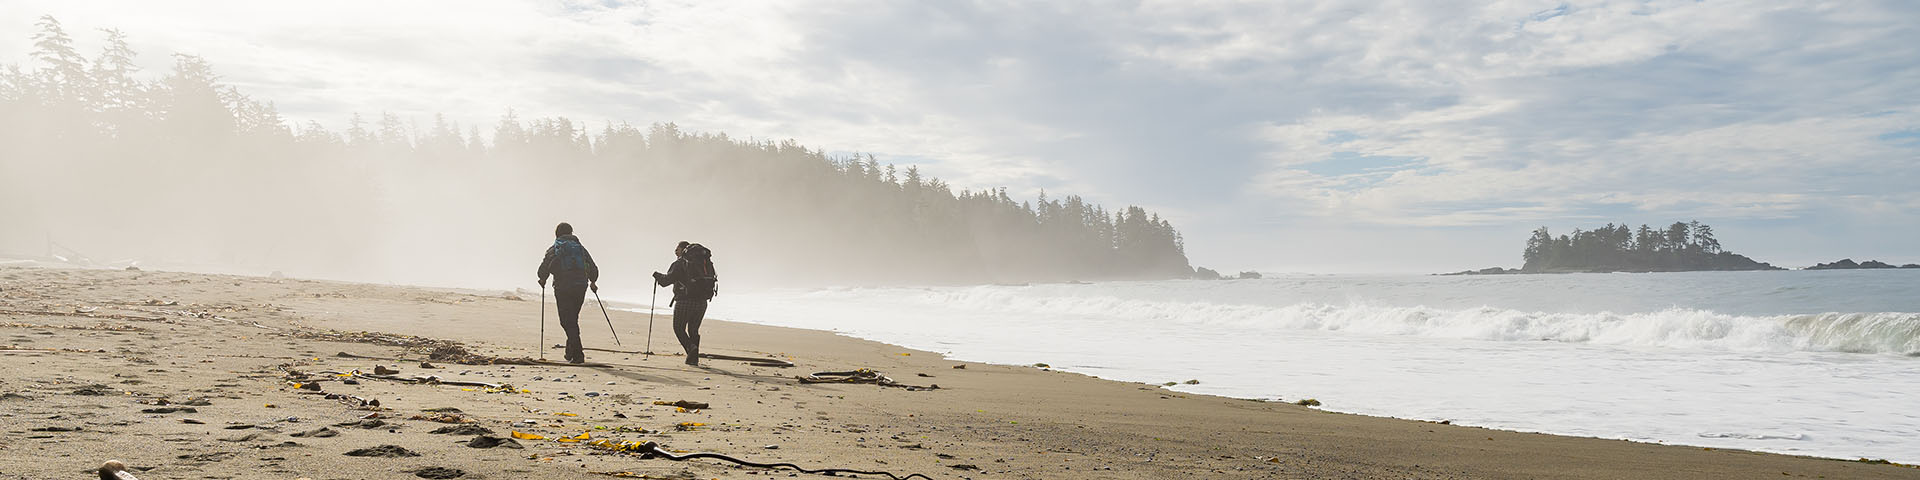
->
[1, 266, 1915, 479]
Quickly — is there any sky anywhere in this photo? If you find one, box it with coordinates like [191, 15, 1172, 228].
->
[3, 0, 1917, 273]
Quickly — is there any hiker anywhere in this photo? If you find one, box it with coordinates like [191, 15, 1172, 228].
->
[537, 222, 600, 364]
[653, 241, 717, 366]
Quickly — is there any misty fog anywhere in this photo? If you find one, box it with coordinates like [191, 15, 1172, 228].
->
[0, 17, 1193, 294]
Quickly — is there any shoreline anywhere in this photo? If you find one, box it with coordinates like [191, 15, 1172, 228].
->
[3, 266, 1916, 479]
[696, 302, 1914, 465]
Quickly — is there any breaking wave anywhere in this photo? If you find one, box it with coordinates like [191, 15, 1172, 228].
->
[897, 288, 1920, 355]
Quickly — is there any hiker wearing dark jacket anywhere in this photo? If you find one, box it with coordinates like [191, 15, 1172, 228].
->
[653, 241, 716, 366]
[537, 222, 600, 364]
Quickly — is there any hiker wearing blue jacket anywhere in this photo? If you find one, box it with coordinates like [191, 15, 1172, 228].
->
[537, 222, 600, 364]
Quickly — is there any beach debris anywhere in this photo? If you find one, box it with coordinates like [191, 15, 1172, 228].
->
[291, 330, 540, 365]
[0, 308, 163, 322]
[322, 393, 380, 408]
[407, 466, 466, 479]
[952, 364, 966, 369]
[99, 459, 140, 480]
[344, 445, 420, 457]
[797, 369, 939, 391]
[1033, 363, 1050, 368]
[30, 426, 81, 432]
[70, 384, 114, 396]
[510, 431, 546, 440]
[290, 427, 338, 438]
[181, 418, 204, 424]
[409, 412, 472, 424]
[580, 440, 934, 480]
[652, 400, 709, 410]
[430, 424, 494, 436]
[948, 464, 980, 471]
[466, 436, 523, 449]
[1294, 398, 1322, 407]
[374, 365, 400, 375]
[140, 407, 197, 414]
[334, 419, 388, 429]
[220, 432, 267, 442]
[0, 321, 143, 332]
[1184, 379, 1200, 385]
[419, 361, 438, 369]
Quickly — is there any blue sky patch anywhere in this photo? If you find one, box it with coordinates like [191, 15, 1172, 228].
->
[1878, 129, 1920, 147]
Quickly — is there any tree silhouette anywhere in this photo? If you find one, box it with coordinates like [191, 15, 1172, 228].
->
[1520, 221, 1774, 272]
[0, 19, 1195, 284]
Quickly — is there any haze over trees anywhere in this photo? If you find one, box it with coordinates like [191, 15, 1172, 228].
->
[1521, 221, 1778, 272]
[0, 17, 1192, 287]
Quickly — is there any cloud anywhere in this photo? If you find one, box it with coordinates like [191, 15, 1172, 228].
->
[1225, 1, 1920, 227]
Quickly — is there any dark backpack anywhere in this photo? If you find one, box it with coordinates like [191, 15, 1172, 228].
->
[553, 239, 589, 277]
[682, 243, 718, 299]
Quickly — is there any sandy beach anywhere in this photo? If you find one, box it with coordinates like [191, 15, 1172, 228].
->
[1, 266, 1914, 479]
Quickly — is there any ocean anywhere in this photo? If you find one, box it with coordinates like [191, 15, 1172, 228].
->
[709, 270, 1920, 463]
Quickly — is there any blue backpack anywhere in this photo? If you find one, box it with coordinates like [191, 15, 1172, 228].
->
[553, 239, 589, 277]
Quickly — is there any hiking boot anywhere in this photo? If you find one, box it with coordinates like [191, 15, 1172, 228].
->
[567, 358, 585, 365]
[684, 357, 698, 366]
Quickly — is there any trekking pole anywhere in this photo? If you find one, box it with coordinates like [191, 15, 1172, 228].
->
[645, 283, 658, 356]
[592, 289, 622, 345]
[539, 283, 547, 360]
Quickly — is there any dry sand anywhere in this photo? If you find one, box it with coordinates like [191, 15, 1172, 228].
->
[1, 266, 1915, 479]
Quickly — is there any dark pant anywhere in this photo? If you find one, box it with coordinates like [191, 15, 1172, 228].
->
[673, 298, 708, 364]
[554, 286, 587, 363]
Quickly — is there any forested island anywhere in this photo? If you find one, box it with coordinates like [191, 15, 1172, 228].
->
[1518, 221, 1781, 273]
[0, 17, 1191, 285]
[1805, 259, 1920, 270]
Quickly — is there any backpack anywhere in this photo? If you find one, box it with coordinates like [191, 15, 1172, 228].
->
[553, 239, 589, 277]
[682, 243, 718, 299]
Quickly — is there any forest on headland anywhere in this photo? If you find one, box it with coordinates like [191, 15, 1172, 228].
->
[0, 17, 1192, 287]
